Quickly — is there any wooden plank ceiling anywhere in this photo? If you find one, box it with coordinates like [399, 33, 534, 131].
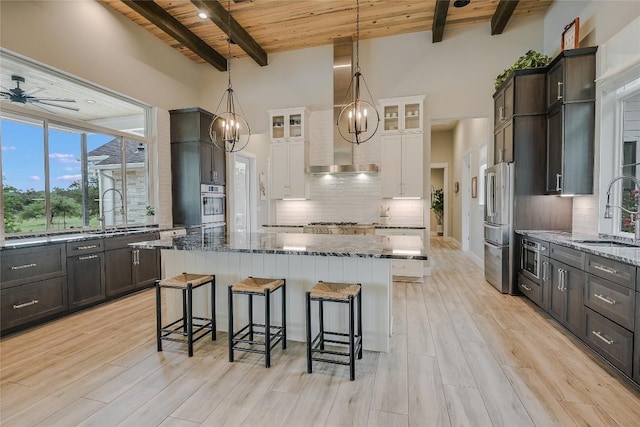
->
[101, 0, 554, 69]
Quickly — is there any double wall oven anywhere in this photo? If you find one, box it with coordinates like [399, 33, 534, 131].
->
[201, 184, 225, 239]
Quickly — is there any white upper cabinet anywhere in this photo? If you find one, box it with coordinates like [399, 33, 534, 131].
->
[379, 95, 425, 134]
[270, 141, 308, 199]
[268, 107, 310, 142]
[381, 133, 423, 198]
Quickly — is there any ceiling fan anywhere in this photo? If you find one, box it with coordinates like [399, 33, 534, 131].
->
[1, 75, 79, 112]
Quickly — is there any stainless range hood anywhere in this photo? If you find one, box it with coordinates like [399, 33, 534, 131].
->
[306, 38, 379, 174]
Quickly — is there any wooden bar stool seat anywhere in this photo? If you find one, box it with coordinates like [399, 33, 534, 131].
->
[156, 273, 216, 357]
[306, 281, 362, 381]
[228, 277, 286, 368]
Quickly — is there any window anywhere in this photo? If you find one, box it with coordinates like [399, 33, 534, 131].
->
[618, 88, 640, 235]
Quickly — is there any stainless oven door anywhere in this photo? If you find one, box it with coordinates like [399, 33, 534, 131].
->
[521, 239, 541, 282]
[201, 193, 225, 223]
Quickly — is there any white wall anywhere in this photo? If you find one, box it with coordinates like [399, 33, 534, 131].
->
[452, 118, 489, 262]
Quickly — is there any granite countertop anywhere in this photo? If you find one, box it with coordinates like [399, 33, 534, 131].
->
[1, 226, 169, 250]
[262, 224, 426, 230]
[131, 227, 428, 260]
[516, 230, 640, 266]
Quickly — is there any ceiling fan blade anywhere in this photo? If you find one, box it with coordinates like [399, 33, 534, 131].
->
[32, 100, 80, 111]
[25, 87, 45, 97]
[31, 97, 76, 103]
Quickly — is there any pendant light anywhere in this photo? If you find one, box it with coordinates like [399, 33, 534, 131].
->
[336, 0, 380, 145]
[209, 0, 250, 153]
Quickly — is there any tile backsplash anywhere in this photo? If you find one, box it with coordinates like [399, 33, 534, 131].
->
[274, 109, 424, 226]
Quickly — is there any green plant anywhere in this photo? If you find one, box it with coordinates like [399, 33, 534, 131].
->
[494, 50, 551, 90]
[431, 189, 444, 225]
[146, 205, 155, 216]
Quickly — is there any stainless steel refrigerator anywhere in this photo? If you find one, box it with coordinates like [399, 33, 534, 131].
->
[484, 163, 514, 294]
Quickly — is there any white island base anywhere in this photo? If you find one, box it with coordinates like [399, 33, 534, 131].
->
[162, 249, 393, 352]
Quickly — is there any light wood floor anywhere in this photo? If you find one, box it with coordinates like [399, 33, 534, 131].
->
[2, 237, 640, 426]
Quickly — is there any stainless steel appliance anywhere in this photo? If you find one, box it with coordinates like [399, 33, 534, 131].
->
[520, 238, 546, 282]
[201, 184, 225, 224]
[202, 222, 226, 245]
[484, 163, 514, 293]
[303, 222, 375, 235]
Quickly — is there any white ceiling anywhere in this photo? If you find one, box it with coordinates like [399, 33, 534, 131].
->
[0, 50, 146, 125]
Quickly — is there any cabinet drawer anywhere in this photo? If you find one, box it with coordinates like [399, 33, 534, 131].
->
[1, 244, 66, 289]
[66, 239, 104, 256]
[585, 274, 635, 330]
[586, 254, 635, 290]
[104, 232, 159, 251]
[550, 244, 585, 270]
[393, 259, 422, 278]
[518, 273, 542, 307]
[585, 308, 633, 377]
[1, 277, 68, 330]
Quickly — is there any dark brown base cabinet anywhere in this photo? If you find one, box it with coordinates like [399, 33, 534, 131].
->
[105, 233, 160, 297]
[518, 237, 640, 386]
[548, 259, 585, 337]
[1, 277, 68, 330]
[67, 252, 106, 309]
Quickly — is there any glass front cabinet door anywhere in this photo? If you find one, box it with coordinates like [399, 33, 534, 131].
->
[268, 107, 309, 142]
[379, 96, 425, 134]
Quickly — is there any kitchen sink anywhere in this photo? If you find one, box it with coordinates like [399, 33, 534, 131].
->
[573, 240, 639, 248]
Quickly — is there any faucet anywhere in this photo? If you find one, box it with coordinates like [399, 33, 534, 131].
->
[99, 188, 125, 232]
[604, 175, 640, 240]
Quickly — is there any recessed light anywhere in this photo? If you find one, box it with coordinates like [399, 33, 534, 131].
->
[453, 0, 470, 7]
[198, 12, 207, 19]
[85, 99, 96, 104]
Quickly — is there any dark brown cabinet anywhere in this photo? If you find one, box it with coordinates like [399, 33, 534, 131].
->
[1, 277, 67, 330]
[493, 69, 546, 165]
[66, 239, 105, 309]
[634, 292, 640, 383]
[545, 47, 597, 195]
[171, 107, 226, 225]
[585, 307, 634, 377]
[105, 233, 159, 297]
[549, 258, 585, 337]
[0, 244, 66, 289]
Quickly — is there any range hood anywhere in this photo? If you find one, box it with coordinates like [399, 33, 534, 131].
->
[306, 38, 379, 174]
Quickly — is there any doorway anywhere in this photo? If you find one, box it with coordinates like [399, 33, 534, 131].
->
[229, 152, 257, 233]
[430, 163, 449, 238]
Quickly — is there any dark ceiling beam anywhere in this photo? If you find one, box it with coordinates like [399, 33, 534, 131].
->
[491, 0, 520, 35]
[190, 0, 267, 66]
[432, 0, 450, 43]
[122, 0, 227, 71]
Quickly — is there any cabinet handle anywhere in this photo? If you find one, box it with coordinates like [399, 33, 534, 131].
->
[591, 330, 614, 345]
[498, 148, 504, 163]
[499, 106, 504, 121]
[13, 299, 39, 309]
[521, 283, 532, 292]
[555, 174, 562, 191]
[520, 246, 525, 271]
[77, 244, 98, 250]
[592, 264, 617, 275]
[594, 293, 616, 305]
[213, 171, 218, 182]
[78, 255, 98, 261]
[11, 263, 37, 270]
[557, 81, 563, 100]
[542, 261, 549, 281]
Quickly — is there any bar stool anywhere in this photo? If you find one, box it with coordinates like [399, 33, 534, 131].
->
[156, 273, 216, 357]
[228, 277, 286, 368]
[306, 281, 362, 381]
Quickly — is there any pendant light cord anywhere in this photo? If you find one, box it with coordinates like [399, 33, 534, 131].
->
[355, 0, 360, 73]
[227, 0, 232, 89]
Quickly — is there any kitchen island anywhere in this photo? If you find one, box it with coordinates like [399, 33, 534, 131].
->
[131, 227, 428, 352]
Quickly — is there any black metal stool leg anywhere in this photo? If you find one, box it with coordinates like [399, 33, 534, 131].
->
[156, 280, 162, 352]
[228, 285, 234, 362]
[319, 299, 325, 350]
[281, 280, 287, 349]
[306, 291, 312, 374]
[187, 283, 194, 357]
[248, 294, 254, 342]
[182, 288, 187, 334]
[265, 289, 272, 368]
[349, 295, 355, 381]
[357, 286, 363, 359]
[211, 277, 216, 341]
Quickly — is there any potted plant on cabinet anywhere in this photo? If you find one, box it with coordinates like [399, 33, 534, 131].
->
[431, 189, 444, 236]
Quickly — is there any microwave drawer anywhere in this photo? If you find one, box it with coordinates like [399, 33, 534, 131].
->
[585, 308, 633, 377]
[585, 274, 635, 330]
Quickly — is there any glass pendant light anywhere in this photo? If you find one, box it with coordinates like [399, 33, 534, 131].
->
[209, 0, 250, 153]
[336, 0, 380, 145]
